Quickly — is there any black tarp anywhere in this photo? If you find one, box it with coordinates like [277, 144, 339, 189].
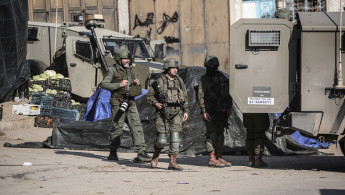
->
[44, 66, 247, 154]
[0, 0, 30, 103]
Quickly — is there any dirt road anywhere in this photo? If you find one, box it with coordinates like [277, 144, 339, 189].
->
[1, 125, 345, 195]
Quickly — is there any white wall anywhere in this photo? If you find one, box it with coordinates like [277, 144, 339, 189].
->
[242, 2, 257, 18]
[327, 0, 343, 11]
[118, 0, 129, 34]
[230, 0, 242, 24]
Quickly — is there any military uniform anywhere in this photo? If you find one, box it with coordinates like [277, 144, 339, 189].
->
[243, 113, 269, 167]
[147, 58, 189, 170]
[100, 48, 150, 162]
[198, 56, 233, 167]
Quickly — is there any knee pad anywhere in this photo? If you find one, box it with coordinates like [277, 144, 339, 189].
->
[170, 132, 180, 151]
[156, 133, 167, 149]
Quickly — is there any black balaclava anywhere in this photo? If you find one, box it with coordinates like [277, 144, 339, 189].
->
[205, 56, 219, 76]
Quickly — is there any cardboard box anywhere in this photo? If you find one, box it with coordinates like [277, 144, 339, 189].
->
[12, 104, 41, 115]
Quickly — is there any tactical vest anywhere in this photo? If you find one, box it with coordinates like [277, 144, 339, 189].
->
[113, 65, 142, 97]
[161, 75, 185, 105]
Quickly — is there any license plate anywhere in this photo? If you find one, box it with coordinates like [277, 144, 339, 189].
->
[248, 97, 274, 105]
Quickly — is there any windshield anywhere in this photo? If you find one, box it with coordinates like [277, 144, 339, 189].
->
[102, 38, 154, 59]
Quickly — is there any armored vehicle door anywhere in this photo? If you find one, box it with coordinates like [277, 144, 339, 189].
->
[65, 36, 100, 99]
[230, 19, 294, 113]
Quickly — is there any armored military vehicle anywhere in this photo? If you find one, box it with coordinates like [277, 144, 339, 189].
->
[27, 14, 165, 101]
[230, 12, 345, 156]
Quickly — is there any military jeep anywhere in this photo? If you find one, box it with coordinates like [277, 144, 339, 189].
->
[27, 14, 165, 101]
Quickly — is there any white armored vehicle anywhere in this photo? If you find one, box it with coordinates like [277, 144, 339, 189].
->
[230, 12, 345, 156]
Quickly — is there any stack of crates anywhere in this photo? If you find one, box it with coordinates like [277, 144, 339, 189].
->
[47, 78, 72, 109]
[34, 114, 60, 128]
[49, 78, 72, 92]
[52, 91, 71, 109]
[40, 95, 54, 115]
[31, 92, 46, 105]
[32, 79, 49, 91]
[71, 103, 87, 120]
[51, 107, 79, 124]
[32, 95, 62, 128]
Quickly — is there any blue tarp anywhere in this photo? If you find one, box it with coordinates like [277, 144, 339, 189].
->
[274, 113, 330, 149]
[83, 88, 148, 122]
[291, 131, 330, 149]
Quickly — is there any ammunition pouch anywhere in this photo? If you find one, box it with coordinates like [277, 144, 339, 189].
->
[164, 78, 185, 103]
[116, 83, 142, 96]
[166, 89, 185, 104]
[129, 83, 142, 96]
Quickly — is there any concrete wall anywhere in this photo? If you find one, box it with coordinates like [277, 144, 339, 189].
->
[28, 0, 119, 31]
[27, 0, 238, 72]
[129, 0, 231, 72]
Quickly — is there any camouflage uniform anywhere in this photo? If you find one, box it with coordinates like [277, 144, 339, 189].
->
[243, 113, 269, 167]
[100, 48, 150, 162]
[198, 56, 233, 167]
[147, 58, 189, 170]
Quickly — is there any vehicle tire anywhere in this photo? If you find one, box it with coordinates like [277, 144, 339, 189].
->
[49, 46, 68, 77]
[28, 59, 48, 77]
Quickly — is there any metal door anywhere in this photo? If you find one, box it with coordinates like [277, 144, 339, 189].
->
[65, 36, 99, 98]
[230, 19, 293, 113]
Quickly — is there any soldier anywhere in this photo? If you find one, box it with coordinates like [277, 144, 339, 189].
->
[147, 58, 189, 171]
[198, 56, 233, 167]
[100, 48, 151, 162]
[243, 113, 269, 168]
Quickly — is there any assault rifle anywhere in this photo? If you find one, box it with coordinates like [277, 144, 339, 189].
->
[152, 81, 171, 134]
[152, 81, 168, 119]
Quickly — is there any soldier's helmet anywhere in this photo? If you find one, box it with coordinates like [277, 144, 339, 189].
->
[163, 58, 179, 70]
[114, 48, 132, 61]
[204, 56, 219, 69]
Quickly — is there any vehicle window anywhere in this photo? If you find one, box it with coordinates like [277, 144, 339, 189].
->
[74, 41, 94, 63]
[28, 27, 39, 41]
[102, 38, 154, 58]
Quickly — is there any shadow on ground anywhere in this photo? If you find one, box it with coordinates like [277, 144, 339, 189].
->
[54, 150, 345, 173]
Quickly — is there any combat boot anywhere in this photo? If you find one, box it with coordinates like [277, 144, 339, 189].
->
[248, 153, 255, 167]
[168, 154, 183, 171]
[107, 149, 119, 161]
[208, 151, 225, 167]
[151, 148, 161, 168]
[134, 151, 152, 162]
[216, 153, 232, 167]
[254, 153, 268, 168]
